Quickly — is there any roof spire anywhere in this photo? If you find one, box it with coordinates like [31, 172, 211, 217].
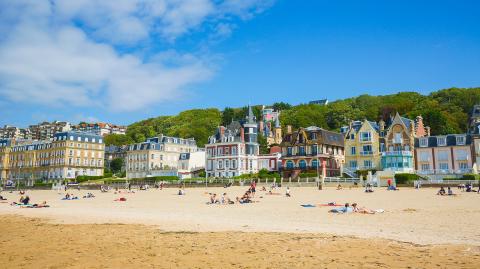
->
[247, 104, 255, 124]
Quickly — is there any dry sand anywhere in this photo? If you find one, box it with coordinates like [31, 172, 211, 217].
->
[1, 186, 480, 268]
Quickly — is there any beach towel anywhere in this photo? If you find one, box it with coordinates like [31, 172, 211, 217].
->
[301, 204, 316, 208]
[114, 197, 127, 202]
[374, 209, 385, 213]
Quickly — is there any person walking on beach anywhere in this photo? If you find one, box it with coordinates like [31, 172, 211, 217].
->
[250, 180, 256, 197]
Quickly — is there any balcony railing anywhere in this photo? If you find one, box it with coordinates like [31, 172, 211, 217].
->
[416, 168, 474, 175]
[381, 151, 413, 157]
[360, 151, 374, 156]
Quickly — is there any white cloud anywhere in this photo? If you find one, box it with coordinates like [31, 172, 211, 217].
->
[0, 0, 274, 112]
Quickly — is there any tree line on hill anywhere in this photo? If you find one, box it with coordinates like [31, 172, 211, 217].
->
[104, 87, 480, 148]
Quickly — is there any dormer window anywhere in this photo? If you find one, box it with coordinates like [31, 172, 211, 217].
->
[437, 137, 447, 146]
[456, 135, 465, 145]
[419, 137, 428, 147]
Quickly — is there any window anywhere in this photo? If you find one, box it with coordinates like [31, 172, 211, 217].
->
[394, 133, 402, 143]
[437, 137, 447, 146]
[232, 160, 236, 169]
[419, 138, 428, 147]
[350, 147, 356, 155]
[360, 132, 371, 142]
[299, 160, 307, 169]
[362, 145, 372, 154]
[419, 151, 430, 162]
[459, 162, 468, 170]
[287, 147, 293, 156]
[350, 134, 355, 140]
[225, 160, 230, 169]
[218, 160, 223, 169]
[437, 151, 449, 161]
[286, 161, 294, 169]
[439, 163, 449, 170]
[455, 150, 468, 161]
[311, 159, 319, 168]
[363, 160, 372, 168]
[232, 147, 237, 155]
[421, 163, 430, 171]
[456, 135, 466, 145]
[349, 161, 357, 168]
[311, 145, 318, 155]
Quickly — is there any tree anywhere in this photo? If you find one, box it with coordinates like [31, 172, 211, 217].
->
[258, 133, 269, 154]
[110, 158, 124, 174]
[222, 107, 235, 125]
[104, 134, 134, 146]
[273, 102, 292, 111]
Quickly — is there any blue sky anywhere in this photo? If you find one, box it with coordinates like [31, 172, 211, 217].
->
[0, 0, 479, 127]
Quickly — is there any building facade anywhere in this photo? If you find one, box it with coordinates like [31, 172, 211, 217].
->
[205, 106, 260, 178]
[28, 121, 72, 140]
[343, 120, 382, 173]
[280, 126, 344, 178]
[0, 132, 104, 185]
[126, 135, 199, 179]
[73, 122, 127, 136]
[259, 107, 282, 146]
[415, 134, 473, 176]
[178, 151, 206, 178]
[381, 113, 429, 172]
[105, 145, 128, 172]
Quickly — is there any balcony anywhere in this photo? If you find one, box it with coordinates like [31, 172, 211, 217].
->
[381, 151, 412, 157]
[360, 151, 374, 156]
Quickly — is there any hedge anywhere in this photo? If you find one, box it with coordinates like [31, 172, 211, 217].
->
[34, 182, 53, 188]
[394, 173, 419, 184]
[129, 176, 179, 182]
[299, 172, 318, 178]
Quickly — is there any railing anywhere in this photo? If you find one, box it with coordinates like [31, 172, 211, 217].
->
[360, 151, 374, 156]
[416, 169, 474, 175]
[381, 151, 413, 157]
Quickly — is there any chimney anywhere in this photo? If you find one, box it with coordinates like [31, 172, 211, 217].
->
[240, 127, 245, 142]
[220, 126, 225, 138]
[425, 126, 431, 137]
[415, 115, 426, 137]
[286, 125, 292, 134]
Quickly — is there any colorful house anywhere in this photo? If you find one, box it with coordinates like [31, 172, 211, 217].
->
[280, 126, 344, 178]
[343, 120, 383, 173]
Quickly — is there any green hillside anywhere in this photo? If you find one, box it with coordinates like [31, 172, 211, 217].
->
[105, 87, 480, 147]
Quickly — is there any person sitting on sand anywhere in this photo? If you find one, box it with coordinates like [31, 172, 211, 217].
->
[465, 183, 473, 192]
[286, 187, 291, 197]
[387, 185, 399, 191]
[21, 196, 30, 205]
[447, 187, 456, 196]
[337, 184, 342, 190]
[437, 187, 446, 196]
[0, 194, 6, 200]
[261, 186, 267, 192]
[330, 203, 353, 213]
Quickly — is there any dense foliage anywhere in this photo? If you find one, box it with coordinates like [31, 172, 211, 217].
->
[105, 87, 480, 147]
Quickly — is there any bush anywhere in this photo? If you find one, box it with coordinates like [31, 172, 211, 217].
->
[34, 182, 53, 188]
[299, 172, 318, 178]
[394, 173, 419, 184]
[462, 174, 479, 181]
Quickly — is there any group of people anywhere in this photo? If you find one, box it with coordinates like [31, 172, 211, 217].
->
[83, 193, 95, 198]
[62, 193, 79, 200]
[329, 202, 382, 214]
[208, 193, 235, 204]
[457, 183, 479, 193]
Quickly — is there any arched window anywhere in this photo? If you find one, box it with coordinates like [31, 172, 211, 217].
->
[299, 160, 307, 169]
[286, 160, 294, 169]
[311, 159, 319, 168]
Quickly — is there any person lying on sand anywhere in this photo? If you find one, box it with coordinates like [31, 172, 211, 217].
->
[352, 203, 375, 214]
[0, 194, 7, 200]
[178, 189, 186, 195]
[329, 203, 353, 213]
[25, 201, 50, 208]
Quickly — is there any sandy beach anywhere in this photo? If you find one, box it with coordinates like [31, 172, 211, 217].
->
[1, 186, 480, 268]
